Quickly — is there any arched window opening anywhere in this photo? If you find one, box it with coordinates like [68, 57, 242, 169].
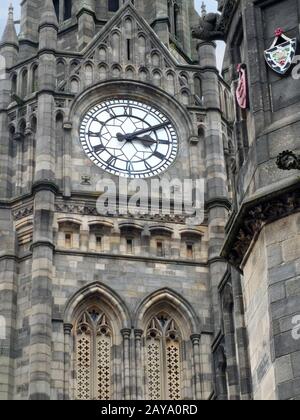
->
[145, 313, 182, 400]
[174, 5, 179, 38]
[168, 1, 181, 40]
[53, 0, 60, 20]
[21, 69, 28, 98]
[31, 65, 38, 93]
[53, 0, 72, 22]
[11, 74, 17, 95]
[56, 61, 66, 86]
[75, 307, 112, 400]
[108, 0, 119, 12]
[64, 0, 72, 20]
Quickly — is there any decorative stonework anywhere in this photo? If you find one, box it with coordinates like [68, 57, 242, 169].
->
[12, 205, 34, 220]
[192, 0, 237, 42]
[55, 200, 188, 223]
[222, 186, 300, 269]
[145, 315, 182, 401]
[276, 150, 300, 171]
[75, 309, 112, 401]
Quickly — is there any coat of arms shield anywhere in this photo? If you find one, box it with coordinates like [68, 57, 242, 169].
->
[264, 28, 297, 75]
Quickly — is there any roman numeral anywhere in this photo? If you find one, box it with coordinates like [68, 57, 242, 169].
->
[93, 144, 105, 153]
[153, 151, 165, 160]
[126, 162, 134, 173]
[107, 156, 117, 167]
[158, 140, 170, 145]
[124, 107, 133, 116]
[89, 131, 100, 137]
[93, 118, 105, 126]
[106, 107, 116, 118]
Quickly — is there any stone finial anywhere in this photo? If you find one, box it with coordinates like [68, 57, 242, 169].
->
[1, 3, 18, 47]
[201, 2, 207, 18]
[40, 0, 59, 29]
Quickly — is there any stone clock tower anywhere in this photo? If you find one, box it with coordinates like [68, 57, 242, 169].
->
[0, 0, 245, 400]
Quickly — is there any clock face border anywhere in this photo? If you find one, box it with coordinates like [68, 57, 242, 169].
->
[79, 98, 179, 179]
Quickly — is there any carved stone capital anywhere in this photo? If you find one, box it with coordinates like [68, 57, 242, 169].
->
[190, 334, 201, 345]
[121, 328, 132, 340]
[134, 329, 144, 340]
[64, 323, 73, 335]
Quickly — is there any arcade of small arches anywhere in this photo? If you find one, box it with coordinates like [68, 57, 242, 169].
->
[63, 284, 203, 400]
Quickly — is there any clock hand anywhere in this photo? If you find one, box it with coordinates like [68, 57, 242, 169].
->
[123, 121, 170, 141]
[117, 133, 156, 147]
[130, 135, 157, 147]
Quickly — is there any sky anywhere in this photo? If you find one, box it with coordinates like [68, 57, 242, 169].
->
[0, 0, 225, 69]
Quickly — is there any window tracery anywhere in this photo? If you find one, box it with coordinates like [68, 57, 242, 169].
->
[75, 308, 112, 400]
[145, 313, 182, 400]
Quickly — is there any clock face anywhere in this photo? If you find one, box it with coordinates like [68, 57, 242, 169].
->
[79, 99, 178, 178]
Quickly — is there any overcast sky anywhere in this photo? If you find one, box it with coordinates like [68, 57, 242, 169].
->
[0, 0, 225, 69]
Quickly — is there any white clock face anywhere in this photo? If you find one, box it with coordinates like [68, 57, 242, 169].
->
[79, 99, 178, 178]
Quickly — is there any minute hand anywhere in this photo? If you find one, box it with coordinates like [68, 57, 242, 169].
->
[124, 122, 170, 141]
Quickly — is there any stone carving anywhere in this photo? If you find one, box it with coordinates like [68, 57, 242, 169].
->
[192, 13, 225, 41]
[55, 201, 188, 223]
[192, 0, 237, 42]
[276, 150, 300, 170]
[12, 205, 34, 220]
[223, 189, 300, 268]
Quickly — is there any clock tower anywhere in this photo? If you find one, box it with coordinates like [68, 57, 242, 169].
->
[0, 1, 246, 400]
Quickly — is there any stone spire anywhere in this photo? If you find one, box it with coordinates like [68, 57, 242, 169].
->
[1, 4, 18, 47]
[201, 2, 207, 18]
[39, 0, 59, 29]
[39, 0, 58, 51]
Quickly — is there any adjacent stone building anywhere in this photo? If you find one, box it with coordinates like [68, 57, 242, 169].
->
[0, 0, 241, 400]
[219, 0, 300, 401]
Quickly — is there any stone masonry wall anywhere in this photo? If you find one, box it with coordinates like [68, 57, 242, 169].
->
[243, 213, 300, 400]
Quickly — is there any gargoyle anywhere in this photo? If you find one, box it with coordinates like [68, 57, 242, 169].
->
[192, 13, 225, 42]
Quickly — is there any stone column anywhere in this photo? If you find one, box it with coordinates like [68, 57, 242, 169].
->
[191, 334, 202, 400]
[141, 226, 150, 255]
[63, 122, 72, 198]
[121, 328, 131, 400]
[171, 231, 181, 258]
[29, 187, 56, 400]
[134, 329, 144, 400]
[0, 209, 17, 400]
[197, 41, 229, 333]
[14, 132, 25, 196]
[75, 0, 96, 51]
[28, 0, 58, 400]
[63, 323, 73, 400]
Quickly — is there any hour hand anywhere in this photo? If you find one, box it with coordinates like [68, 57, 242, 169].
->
[131, 135, 157, 147]
[117, 133, 126, 142]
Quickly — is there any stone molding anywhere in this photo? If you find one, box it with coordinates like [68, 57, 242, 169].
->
[222, 183, 300, 270]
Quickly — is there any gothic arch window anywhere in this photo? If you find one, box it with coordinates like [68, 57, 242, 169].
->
[21, 69, 28, 98]
[168, 1, 182, 40]
[75, 307, 113, 400]
[145, 313, 182, 400]
[31, 65, 38, 93]
[108, 0, 119, 12]
[53, 0, 72, 22]
[11, 73, 17, 95]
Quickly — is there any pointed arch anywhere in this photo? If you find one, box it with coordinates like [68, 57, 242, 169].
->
[135, 288, 200, 400]
[134, 288, 200, 337]
[65, 282, 131, 400]
[64, 281, 131, 329]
